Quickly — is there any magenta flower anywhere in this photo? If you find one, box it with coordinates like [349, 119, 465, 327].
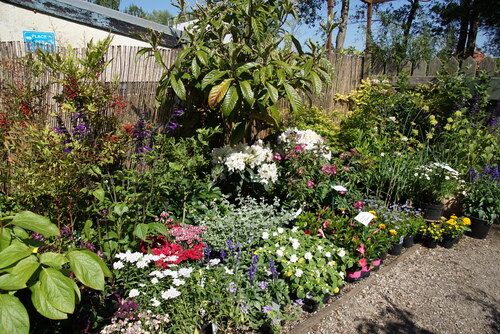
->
[356, 244, 365, 255]
[307, 180, 314, 188]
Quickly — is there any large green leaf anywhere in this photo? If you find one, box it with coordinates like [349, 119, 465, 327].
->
[8, 255, 39, 284]
[148, 223, 168, 236]
[0, 228, 11, 251]
[221, 86, 239, 118]
[0, 294, 29, 334]
[191, 58, 201, 79]
[30, 281, 68, 320]
[0, 243, 31, 269]
[230, 122, 247, 145]
[133, 224, 150, 241]
[39, 252, 67, 269]
[236, 62, 259, 77]
[239, 80, 255, 106]
[40, 268, 75, 314]
[208, 78, 233, 109]
[284, 83, 303, 113]
[10, 211, 59, 237]
[201, 70, 227, 90]
[265, 82, 279, 104]
[0, 274, 26, 290]
[169, 73, 187, 100]
[67, 250, 105, 290]
[92, 188, 105, 202]
[309, 71, 322, 94]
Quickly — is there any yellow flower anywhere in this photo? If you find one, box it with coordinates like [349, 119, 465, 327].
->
[333, 287, 340, 294]
[379, 224, 386, 229]
[32, 247, 39, 254]
[298, 258, 304, 264]
[369, 211, 377, 215]
[423, 105, 429, 111]
[447, 117, 453, 123]
[463, 217, 471, 225]
[286, 271, 293, 277]
[450, 215, 457, 219]
[389, 230, 397, 235]
[340, 207, 346, 212]
[454, 110, 462, 117]
[373, 216, 378, 221]
[426, 133, 433, 139]
[429, 115, 438, 125]
[412, 129, 419, 136]
[444, 124, 452, 130]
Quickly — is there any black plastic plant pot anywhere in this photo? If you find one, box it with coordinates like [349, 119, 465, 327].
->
[466, 217, 491, 239]
[389, 243, 403, 256]
[419, 202, 445, 221]
[403, 235, 415, 248]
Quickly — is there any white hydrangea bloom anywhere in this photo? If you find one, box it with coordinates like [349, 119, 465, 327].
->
[258, 163, 278, 184]
[225, 152, 248, 171]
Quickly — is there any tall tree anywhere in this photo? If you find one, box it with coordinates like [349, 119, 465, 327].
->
[335, 0, 350, 51]
[93, 0, 120, 10]
[124, 4, 147, 18]
[146, 10, 172, 25]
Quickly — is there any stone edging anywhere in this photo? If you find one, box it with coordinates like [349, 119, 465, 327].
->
[289, 244, 422, 334]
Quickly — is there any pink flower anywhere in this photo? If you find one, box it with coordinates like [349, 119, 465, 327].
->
[321, 164, 337, 176]
[358, 258, 367, 267]
[323, 219, 331, 229]
[298, 168, 305, 175]
[356, 244, 365, 255]
[317, 228, 325, 238]
[273, 152, 282, 160]
[307, 180, 314, 188]
[294, 144, 306, 153]
[353, 200, 364, 210]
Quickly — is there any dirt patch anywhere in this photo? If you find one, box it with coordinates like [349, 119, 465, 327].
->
[286, 225, 500, 334]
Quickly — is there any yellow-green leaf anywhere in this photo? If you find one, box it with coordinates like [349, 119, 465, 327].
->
[208, 79, 233, 109]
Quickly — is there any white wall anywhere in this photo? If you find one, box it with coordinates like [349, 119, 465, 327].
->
[0, 2, 152, 48]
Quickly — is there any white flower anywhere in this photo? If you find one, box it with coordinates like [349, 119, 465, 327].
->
[262, 232, 269, 239]
[151, 297, 161, 307]
[225, 152, 248, 171]
[325, 252, 331, 258]
[151, 277, 159, 285]
[389, 116, 396, 122]
[295, 269, 304, 277]
[129, 289, 140, 298]
[277, 227, 284, 234]
[163, 269, 178, 278]
[317, 245, 323, 252]
[136, 260, 148, 269]
[209, 259, 221, 266]
[224, 266, 234, 275]
[178, 267, 194, 278]
[272, 232, 278, 236]
[276, 249, 284, 257]
[291, 226, 299, 233]
[401, 136, 408, 141]
[380, 152, 385, 157]
[172, 278, 186, 286]
[113, 261, 124, 270]
[338, 249, 346, 257]
[161, 287, 181, 300]
[290, 254, 299, 263]
[339, 271, 345, 279]
[165, 255, 179, 262]
[139, 283, 146, 287]
[304, 252, 313, 260]
[149, 270, 164, 278]
[258, 163, 278, 184]
[292, 241, 300, 250]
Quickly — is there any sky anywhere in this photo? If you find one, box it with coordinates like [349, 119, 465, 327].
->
[118, 0, 487, 53]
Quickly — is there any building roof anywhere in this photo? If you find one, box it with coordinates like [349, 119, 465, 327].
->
[1, 0, 182, 48]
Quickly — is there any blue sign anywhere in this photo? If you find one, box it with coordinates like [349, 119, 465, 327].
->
[23, 31, 56, 52]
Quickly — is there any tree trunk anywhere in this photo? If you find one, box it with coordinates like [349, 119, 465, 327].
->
[335, 0, 350, 52]
[455, 0, 469, 57]
[403, 0, 419, 42]
[326, 0, 335, 55]
[464, 6, 480, 58]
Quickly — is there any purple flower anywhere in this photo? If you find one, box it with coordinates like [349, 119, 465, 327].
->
[229, 282, 237, 294]
[80, 241, 96, 252]
[204, 244, 211, 259]
[258, 281, 268, 290]
[262, 305, 273, 313]
[220, 249, 226, 261]
[226, 238, 235, 250]
[294, 299, 304, 306]
[268, 257, 278, 280]
[248, 254, 259, 281]
[239, 303, 250, 314]
[31, 233, 45, 241]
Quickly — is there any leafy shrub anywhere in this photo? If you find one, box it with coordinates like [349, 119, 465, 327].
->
[193, 197, 295, 250]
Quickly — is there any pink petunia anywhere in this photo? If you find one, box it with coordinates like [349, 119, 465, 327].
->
[356, 244, 365, 255]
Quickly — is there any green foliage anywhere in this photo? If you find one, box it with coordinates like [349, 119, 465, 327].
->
[193, 197, 295, 250]
[0, 212, 111, 333]
[462, 164, 499, 224]
[142, 0, 333, 143]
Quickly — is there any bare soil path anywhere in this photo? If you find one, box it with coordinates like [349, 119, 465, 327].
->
[287, 225, 500, 334]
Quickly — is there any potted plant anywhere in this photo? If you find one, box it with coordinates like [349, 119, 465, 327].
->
[412, 162, 461, 220]
[401, 215, 425, 248]
[418, 222, 443, 248]
[440, 215, 471, 248]
[462, 164, 499, 239]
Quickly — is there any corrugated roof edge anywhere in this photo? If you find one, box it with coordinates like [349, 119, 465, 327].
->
[2, 0, 183, 48]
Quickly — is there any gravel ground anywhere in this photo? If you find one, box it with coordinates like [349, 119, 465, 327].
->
[286, 225, 500, 334]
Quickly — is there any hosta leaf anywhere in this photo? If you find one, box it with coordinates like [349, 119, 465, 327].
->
[40, 268, 75, 314]
[11, 211, 59, 237]
[30, 281, 68, 320]
[284, 83, 303, 113]
[0, 294, 29, 334]
[208, 78, 232, 109]
[221, 86, 239, 118]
